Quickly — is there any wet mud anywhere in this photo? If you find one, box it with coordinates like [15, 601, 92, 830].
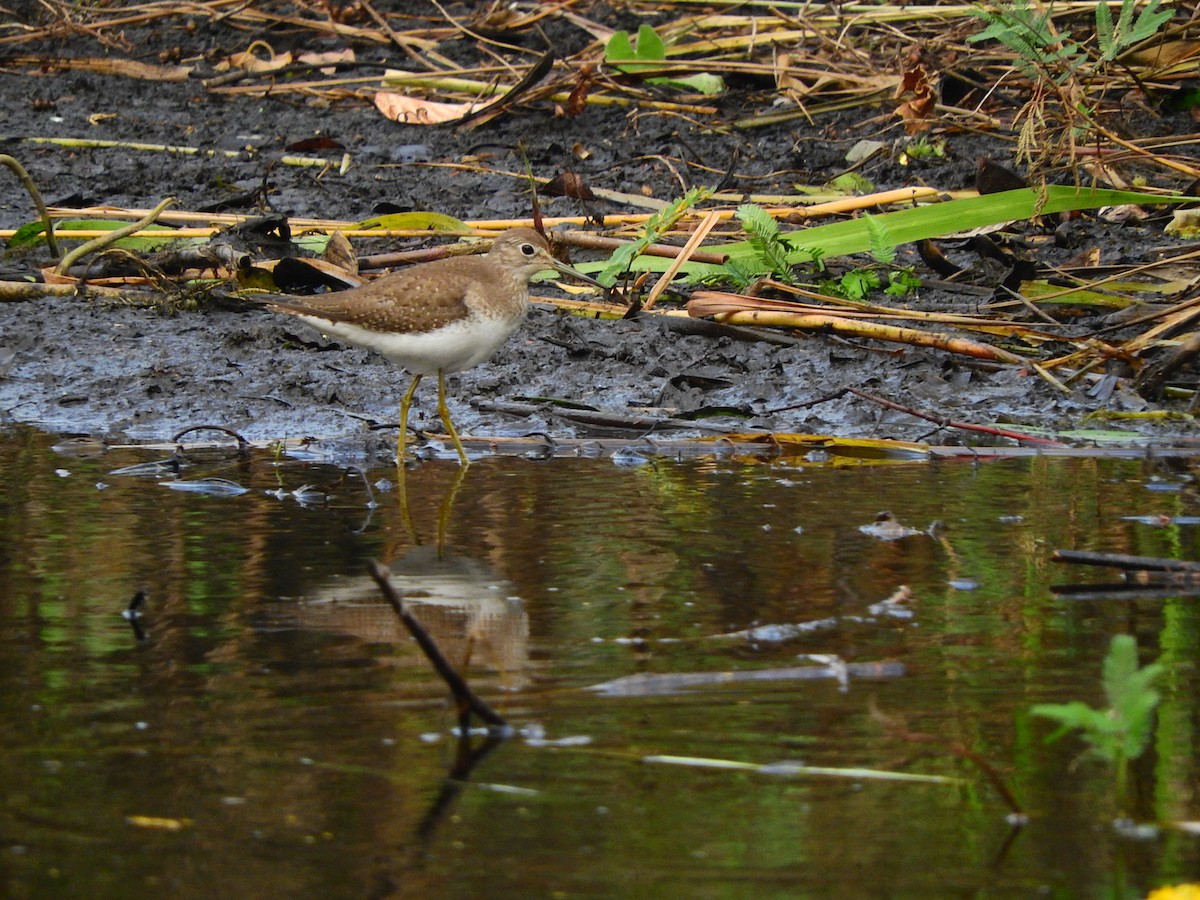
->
[0, 5, 1195, 459]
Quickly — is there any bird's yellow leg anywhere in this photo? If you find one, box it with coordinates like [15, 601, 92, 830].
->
[398, 373, 423, 464]
[436, 369, 470, 466]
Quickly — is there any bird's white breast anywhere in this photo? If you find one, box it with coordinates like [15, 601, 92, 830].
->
[297, 309, 526, 376]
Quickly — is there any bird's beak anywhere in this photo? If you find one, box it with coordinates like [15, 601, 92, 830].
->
[546, 256, 605, 289]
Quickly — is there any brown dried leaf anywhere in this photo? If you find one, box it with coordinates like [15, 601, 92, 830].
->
[322, 230, 358, 276]
[374, 91, 499, 125]
[894, 65, 935, 135]
[543, 171, 596, 201]
[223, 49, 293, 74]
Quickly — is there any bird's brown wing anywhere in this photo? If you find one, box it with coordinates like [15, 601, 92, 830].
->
[267, 257, 495, 335]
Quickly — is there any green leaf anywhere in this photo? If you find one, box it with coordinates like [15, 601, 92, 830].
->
[1104, 634, 1163, 758]
[608, 186, 1189, 282]
[7, 221, 53, 251]
[839, 269, 879, 301]
[634, 24, 665, 61]
[827, 172, 875, 195]
[605, 25, 724, 94]
[294, 233, 333, 255]
[1031, 701, 1113, 750]
[1096, 2, 1115, 55]
[596, 186, 713, 285]
[605, 25, 664, 72]
[885, 268, 921, 297]
[1031, 634, 1163, 765]
[1131, 2, 1174, 43]
[605, 30, 638, 64]
[718, 257, 761, 288]
[736, 203, 779, 239]
[735, 203, 795, 282]
[670, 73, 725, 95]
[8, 218, 188, 252]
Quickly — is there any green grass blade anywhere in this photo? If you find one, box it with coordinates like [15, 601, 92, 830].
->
[615, 187, 1187, 280]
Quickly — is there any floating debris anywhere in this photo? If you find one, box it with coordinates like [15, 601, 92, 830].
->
[859, 511, 926, 541]
[163, 478, 249, 496]
[110, 458, 182, 477]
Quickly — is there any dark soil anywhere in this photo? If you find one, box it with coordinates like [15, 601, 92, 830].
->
[1, 3, 1197, 460]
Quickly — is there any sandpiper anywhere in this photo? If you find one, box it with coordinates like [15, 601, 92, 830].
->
[264, 227, 600, 465]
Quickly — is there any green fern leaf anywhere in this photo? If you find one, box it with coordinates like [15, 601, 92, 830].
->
[864, 214, 897, 264]
[1096, 1, 1115, 55]
[1131, 1, 1174, 44]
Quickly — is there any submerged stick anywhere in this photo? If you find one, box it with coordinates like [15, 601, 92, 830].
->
[367, 560, 509, 731]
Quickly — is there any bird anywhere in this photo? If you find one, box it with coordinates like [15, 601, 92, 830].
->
[263, 227, 601, 465]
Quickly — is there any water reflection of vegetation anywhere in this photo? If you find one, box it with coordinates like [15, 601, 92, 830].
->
[2, 427, 1200, 896]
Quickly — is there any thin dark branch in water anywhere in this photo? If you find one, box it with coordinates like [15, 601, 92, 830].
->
[1051, 549, 1200, 572]
[870, 700, 1026, 820]
[415, 732, 508, 843]
[766, 386, 853, 413]
[1050, 583, 1200, 600]
[771, 386, 1064, 446]
[367, 560, 509, 732]
[171, 424, 251, 453]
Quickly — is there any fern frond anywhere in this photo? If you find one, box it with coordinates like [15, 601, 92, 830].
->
[864, 214, 897, 264]
[735, 203, 779, 240]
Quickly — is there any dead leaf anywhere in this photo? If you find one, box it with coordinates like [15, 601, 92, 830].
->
[543, 171, 596, 200]
[894, 65, 935, 134]
[1124, 40, 1200, 69]
[563, 63, 596, 117]
[19, 56, 193, 81]
[374, 91, 500, 125]
[223, 48, 293, 74]
[297, 49, 355, 69]
[322, 230, 358, 276]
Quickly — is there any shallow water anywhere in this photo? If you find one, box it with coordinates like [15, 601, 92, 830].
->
[2, 427, 1199, 898]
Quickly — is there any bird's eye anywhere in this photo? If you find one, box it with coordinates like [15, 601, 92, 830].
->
[520, 243, 536, 256]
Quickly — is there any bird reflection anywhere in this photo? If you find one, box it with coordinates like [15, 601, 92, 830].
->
[286, 546, 530, 690]
[286, 463, 530, 690]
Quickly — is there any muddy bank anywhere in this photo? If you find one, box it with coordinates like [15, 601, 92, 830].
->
[0, 290, 1161, 461]
[0, 4, 1196, 459]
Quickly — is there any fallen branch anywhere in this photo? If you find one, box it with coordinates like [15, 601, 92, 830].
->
[54, 197, 176, 277]
[0, 154, 58, 259]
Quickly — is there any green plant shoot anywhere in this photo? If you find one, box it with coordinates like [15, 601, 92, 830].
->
[597, 187, 713, 286]
[968, 0, 1085, 84]
[605, 25, 724, 94]
[1031, 634, 1163, 798]
[736, 204, 796, 284]
[1096, 0, 1174, 62]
